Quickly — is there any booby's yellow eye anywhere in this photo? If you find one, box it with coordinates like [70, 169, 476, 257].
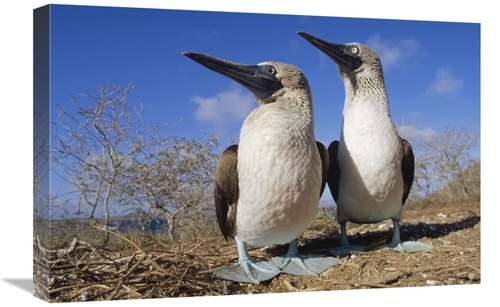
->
[267, 66, 276, 75]
[351, 46, 359, 54]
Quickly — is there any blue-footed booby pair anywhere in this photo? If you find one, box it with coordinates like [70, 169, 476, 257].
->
[297, 32, 433, 254]
[183, 52, 341, 283]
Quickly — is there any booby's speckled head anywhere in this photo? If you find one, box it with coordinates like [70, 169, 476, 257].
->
[256, 61, 311, 104]
[183, 52, 292, 104]
[297, 31, 383, 78]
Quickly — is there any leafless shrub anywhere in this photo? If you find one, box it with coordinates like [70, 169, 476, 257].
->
[51, 84, 221, 244]
[398, 123, 480, 207]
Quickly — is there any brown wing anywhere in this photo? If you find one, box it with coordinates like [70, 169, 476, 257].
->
[316, 141, 329, 198]
[401, 139, 415, 206]
[326, 141, 340, 203]
[214, 145, 239, 241]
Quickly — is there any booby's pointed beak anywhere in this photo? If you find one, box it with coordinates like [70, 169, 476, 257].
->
[297, 31, 362, 73]
[183, 52, 283, 101]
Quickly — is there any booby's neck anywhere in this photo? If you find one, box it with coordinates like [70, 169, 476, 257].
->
[341, 67, 390, 114]
[248, 86, 315, 131]
[340, 69, 398, 147]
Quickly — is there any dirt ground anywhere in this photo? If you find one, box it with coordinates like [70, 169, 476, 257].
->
[34, 201, 480, 302]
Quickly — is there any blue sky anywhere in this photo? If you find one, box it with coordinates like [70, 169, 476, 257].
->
[0, 1, 495, 305]
[47, 5, 480, 211]
[50, 5, 480, 147]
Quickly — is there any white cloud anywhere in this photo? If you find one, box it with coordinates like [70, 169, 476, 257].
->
[365, 33, 420, 69]
[426, 68, 463, 98]
[397, 124, 438, 151]
[395, 114, 437, 146]
[398, 125, 436, 139]
[192, 87, 255, 135]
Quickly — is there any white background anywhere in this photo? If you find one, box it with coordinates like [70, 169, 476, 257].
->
[1, 1, 494, 306]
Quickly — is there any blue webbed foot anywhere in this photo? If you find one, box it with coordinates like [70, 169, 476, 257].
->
[385, 219, 433, 253]
[212, 259, 280, 283]
[211, 238, 280, 284]
[271, 239, 342, 276]
[330, 220, 366, 255]
[384, 241, 433, 253]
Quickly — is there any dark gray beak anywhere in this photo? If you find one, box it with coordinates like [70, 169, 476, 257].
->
[297, 31, 362, 73]
[183, 52, 283, 100]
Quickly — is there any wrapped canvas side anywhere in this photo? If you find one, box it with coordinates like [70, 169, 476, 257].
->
[33, 4, 51, 302]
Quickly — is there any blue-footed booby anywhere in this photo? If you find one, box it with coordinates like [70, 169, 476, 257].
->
[297, 32, 433, 254]
[183, 52, 341, 283]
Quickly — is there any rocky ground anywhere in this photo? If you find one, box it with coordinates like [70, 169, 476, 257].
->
[34, 201, 480, 303]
